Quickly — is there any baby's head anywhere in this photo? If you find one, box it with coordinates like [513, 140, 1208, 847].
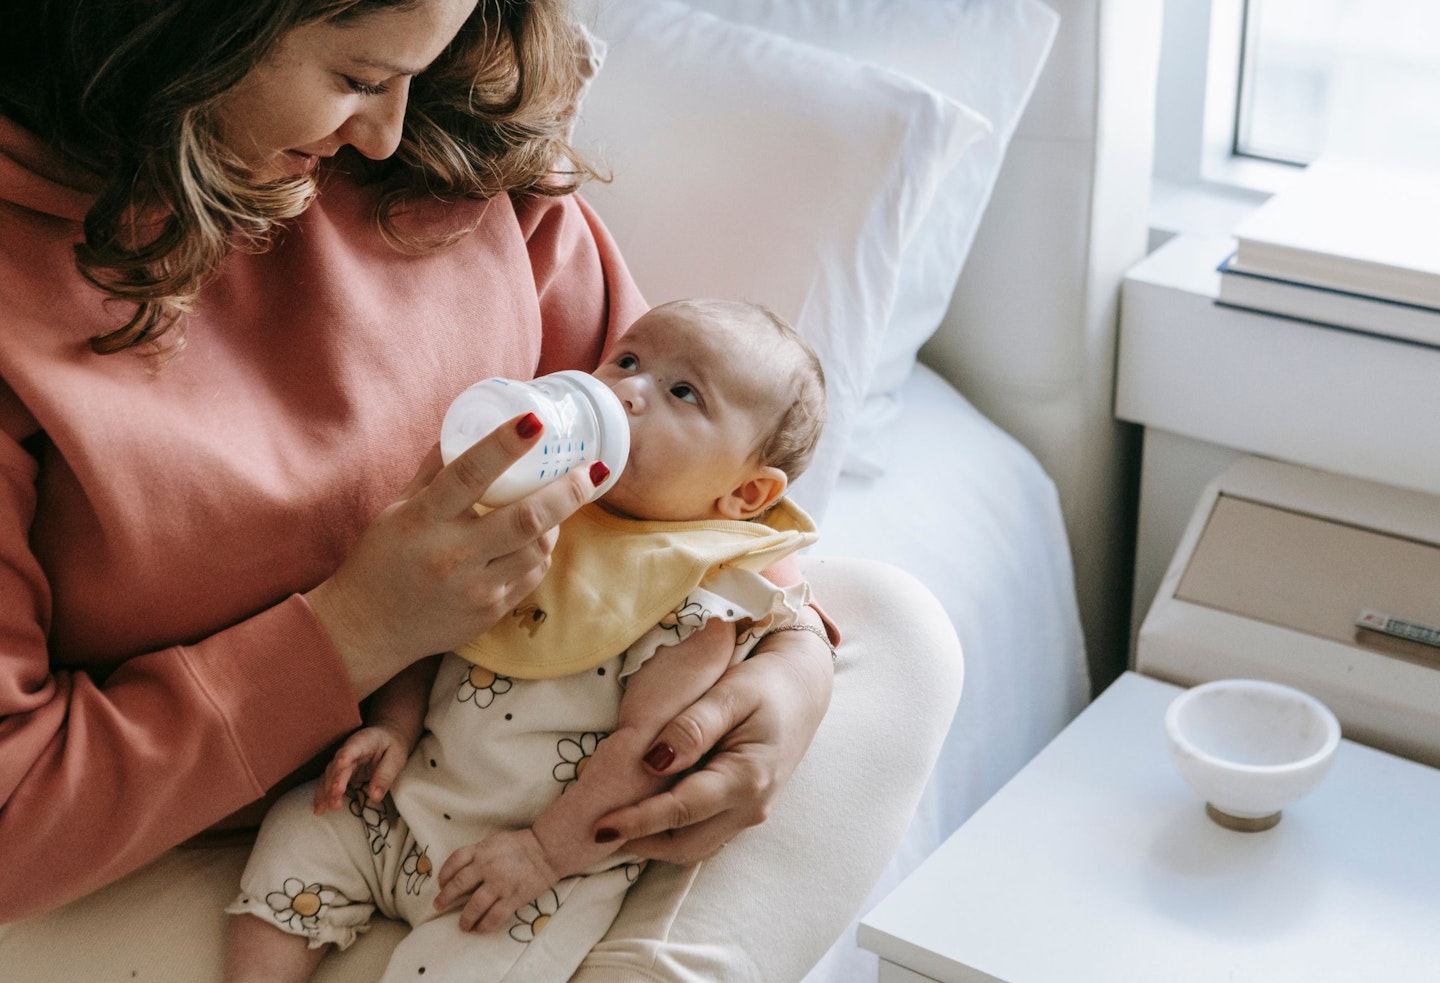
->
[594, 299, 826, 523]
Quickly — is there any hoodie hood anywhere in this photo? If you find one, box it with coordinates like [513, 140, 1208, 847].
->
[0, 116, 100, 222]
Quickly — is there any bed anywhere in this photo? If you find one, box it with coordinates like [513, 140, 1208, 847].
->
[570, 0, 1159, 979]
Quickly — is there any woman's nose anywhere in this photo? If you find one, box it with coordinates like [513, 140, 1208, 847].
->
[339, 82, 410, 161]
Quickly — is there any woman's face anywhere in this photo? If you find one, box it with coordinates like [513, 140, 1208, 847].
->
[213, 0, 478, 180]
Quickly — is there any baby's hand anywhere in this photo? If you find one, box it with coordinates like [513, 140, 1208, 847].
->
[435, 828, 560, 933]
[313, 723, 411, 815]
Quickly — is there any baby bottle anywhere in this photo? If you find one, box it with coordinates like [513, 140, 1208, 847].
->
[439, 370, 629, 508]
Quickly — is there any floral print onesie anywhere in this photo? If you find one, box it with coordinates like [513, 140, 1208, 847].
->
[227, 568, 806, 983]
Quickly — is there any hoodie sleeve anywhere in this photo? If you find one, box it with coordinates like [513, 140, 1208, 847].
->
[0, 392, 361, 924]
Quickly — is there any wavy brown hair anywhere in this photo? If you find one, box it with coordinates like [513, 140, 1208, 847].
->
[0, 0, 598, 355]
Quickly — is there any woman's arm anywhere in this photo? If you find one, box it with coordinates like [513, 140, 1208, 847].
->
[0, 417, 594, 923]
[0, 400, 362, 923]
[0, 439, 361, 924]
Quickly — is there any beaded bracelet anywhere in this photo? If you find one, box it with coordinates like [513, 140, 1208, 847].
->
[763, 622, 839, 665]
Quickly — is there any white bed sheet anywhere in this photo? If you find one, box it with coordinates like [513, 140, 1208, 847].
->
[806, 362, 1088, 982]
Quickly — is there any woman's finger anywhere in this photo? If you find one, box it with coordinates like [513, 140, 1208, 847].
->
[480, 468, 598, 555]
[640, 676, 761, 777]
[624, 821, 740, 866]
[476, 525, 556, 582]
[593, 767, 736, 845]
[399, 442, 445, 499]
[416, 413, 543, 520]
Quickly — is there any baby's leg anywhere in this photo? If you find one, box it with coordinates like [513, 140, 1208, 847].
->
[223, 913, 329, 983]
[380, 866, 636, 983]
[224, 781, 398, 982]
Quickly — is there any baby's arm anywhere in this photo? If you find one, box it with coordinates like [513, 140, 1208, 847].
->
[435, 618, 737, 932]
[313, 655, 440, 814]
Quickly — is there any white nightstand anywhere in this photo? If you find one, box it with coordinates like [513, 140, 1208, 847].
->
[857, 671, 1440, 983]
[1114, 233, 1440, 653]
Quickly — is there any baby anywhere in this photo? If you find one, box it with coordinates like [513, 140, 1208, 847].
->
[224, 298, 828, 983]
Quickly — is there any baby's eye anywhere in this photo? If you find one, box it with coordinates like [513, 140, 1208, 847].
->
[669, 383, 699, 405]
[615, 354, 639, 372]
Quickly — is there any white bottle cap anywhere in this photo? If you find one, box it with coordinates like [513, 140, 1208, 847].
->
[440, 370, 629, 507]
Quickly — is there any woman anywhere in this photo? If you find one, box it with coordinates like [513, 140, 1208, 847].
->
[0, 0, 835, 928]
[0, 2, 974, 980]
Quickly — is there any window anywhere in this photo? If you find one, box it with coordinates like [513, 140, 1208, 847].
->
[1236, 0, 1440, 168]
[1154, 0, 1440, 204]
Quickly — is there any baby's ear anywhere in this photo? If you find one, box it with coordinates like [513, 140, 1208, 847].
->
[718, 466, 788, 520]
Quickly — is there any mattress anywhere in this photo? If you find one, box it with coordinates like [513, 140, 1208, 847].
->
[806, 362, 1089, 982]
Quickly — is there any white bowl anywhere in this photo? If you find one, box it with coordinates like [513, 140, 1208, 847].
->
[1165, 678, 1341, 832]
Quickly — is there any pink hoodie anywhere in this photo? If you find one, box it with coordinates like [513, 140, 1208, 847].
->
[0, 116, 646, 921]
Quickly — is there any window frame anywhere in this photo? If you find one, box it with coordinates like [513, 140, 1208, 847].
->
[1154, 0, 1302, 198]
[1150, 0, 1311, 241]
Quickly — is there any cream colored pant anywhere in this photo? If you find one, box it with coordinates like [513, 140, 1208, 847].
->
[0, 557, 964, 983]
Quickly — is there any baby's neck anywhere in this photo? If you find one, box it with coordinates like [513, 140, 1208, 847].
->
[593, 499, 736, 523]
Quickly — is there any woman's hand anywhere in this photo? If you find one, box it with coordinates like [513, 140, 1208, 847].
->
[592, 613, 834, 863]
[304, 413, 603, 699]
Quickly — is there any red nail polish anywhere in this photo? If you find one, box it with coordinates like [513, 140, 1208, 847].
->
[595, 827, 620, 844]
[515, 413, 542, 439]
[643, 743, 675, 772]
[589, 461, 611, 486]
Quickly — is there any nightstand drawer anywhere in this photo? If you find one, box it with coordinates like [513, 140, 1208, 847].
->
[1138, 456, 1440, 767]
[1177, 494, 1440, 669]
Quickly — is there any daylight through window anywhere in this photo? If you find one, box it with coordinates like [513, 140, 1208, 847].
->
[1236, 0, 1440, 168]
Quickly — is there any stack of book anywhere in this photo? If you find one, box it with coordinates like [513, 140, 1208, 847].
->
[1217, 159, 1440, 348]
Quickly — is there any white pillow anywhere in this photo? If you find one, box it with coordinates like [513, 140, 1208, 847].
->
[676, 0, 1061, 476]
[571, 0, 989, 518]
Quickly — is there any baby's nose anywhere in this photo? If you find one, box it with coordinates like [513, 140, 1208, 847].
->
[611, 376, 649, 413]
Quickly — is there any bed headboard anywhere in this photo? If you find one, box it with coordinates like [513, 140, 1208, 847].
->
[924, 0, 1162, 687]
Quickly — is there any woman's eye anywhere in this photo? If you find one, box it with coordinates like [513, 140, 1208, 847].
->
[616, 354, 638, 371]
[670, 384, 699, 405]
[344, 76, 391, 96]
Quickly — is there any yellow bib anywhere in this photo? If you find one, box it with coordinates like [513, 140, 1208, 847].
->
[454, 499, 817, 679]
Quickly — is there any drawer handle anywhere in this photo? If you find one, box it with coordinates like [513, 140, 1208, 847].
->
[1356, 610, 1440, 649]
